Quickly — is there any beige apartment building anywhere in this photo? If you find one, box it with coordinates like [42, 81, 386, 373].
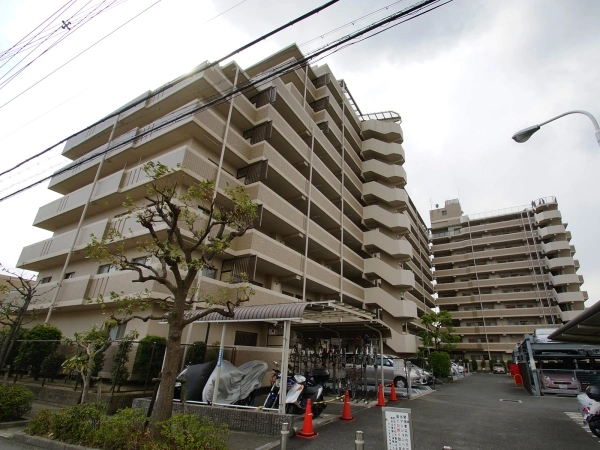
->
[430, 198, 587, 363]
[16, 44, 434, 356]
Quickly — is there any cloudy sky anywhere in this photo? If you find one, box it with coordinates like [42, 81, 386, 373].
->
[0, 0, 598, 305]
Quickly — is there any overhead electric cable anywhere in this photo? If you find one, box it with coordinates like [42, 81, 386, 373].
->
[0, 0, 450, 203]
[204, 0, 248, 25]
[0, 0, 155, 107]
[0, 0, 341, 178]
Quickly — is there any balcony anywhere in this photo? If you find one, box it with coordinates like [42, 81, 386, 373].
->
[436, 290, 555, 306]
[451, 306, 557, 320]
[534, 209, 561, 225]
[544, 256, 576, 271]
[537, 225, 566, 240]
[363, 258, 415, 289]
[432, 244, 537, 265]
[433, 259, 534, 278]
[363, 231, 412, 261]
[361, 139, 404, 164]
[454, 342, 516, 352]
[558, 309, 583, 322]
[541, 241, 571, 255]
[432, 230, 528, 253]
[435, 274, 549, 293]
[362, 159, 407, 187]
[362, 206, 410, 234]
[361, 119, 403, 143]
[387, 330, 420, 354]
[362, 182, 408, 208]
[548, 273, 581, 287]
[17, 219, 110, 270]
[364, 287, 418, 319]
[455, 325, 531, 335]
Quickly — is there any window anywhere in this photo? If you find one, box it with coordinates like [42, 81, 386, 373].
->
[98, 264, 118, 274]
[234, 331, 258, 347]
[64, 272, 75, 279]
[40, 276, 52, 284]
[110, 323, 127, 340]
[202, 267, 217, 279]
[133, 256, 151, 265]
[442, 210, 447, 216]
[520, 321, 529, 325]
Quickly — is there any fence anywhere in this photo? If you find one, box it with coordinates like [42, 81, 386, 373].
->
[0, 339, 236, 412]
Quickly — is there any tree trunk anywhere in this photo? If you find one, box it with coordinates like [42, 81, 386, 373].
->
[152, 316, 184, 424]
[0, 295, 31, 370]
[80, 350, 96, 404]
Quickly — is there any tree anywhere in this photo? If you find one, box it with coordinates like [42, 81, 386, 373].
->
[0, 267, 52, 370]
[418, 310, 460, 353]
[14, 325, 62, 380]
[86, 162, 258, 423]
[63, 322, 137, 402]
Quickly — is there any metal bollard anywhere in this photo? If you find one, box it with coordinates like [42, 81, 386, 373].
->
[355, 431, 364, 450]
[280, 422, 289, 450]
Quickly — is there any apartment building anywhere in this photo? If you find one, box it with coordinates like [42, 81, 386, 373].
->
[430, 198, 587, 363]
[17, 44, 434, 356]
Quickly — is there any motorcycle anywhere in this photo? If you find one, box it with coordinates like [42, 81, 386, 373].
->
[175, 360, 268, 407]
[285, 367, 329, 418]
[581, 385, 600, 437]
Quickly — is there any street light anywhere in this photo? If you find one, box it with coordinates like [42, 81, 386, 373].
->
[512, 110, 600, 147]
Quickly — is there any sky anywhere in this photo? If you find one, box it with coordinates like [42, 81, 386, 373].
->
[0, 0, 598, 306]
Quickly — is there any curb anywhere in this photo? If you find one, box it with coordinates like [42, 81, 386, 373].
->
[0, 419, 29, 430]
[12, 432, 99, 450]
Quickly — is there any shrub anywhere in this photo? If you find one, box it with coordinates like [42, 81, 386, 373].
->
[472, 359, 478, 371]
[0, 327, 28, 370]
[94, 407, 149, 450]
[0, 385, 33, 421]
[133, 336, 166, 380]
[429, 351, 451, 378]
[185, 341, 207, 366]
[205, 341, 220, 363]
[28, 403, 106, 445]
[156, 413, 228, 450]
[41, 351, 67, 381]
[507, 359, 513, 366]
[15, 325, 62, 380]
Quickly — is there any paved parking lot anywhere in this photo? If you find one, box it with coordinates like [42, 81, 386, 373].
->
[282, 373, 598, 449]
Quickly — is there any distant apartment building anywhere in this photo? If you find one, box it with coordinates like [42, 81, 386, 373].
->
[430, 198, 587, 363]
[16, 44, 434, 355]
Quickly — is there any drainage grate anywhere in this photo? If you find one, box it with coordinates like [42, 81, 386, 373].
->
[500, 399, 523, 403]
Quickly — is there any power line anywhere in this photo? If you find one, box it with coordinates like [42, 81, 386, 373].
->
[204, 0, 248, 25]
[0, 0, 158, 109]
[0, 0, 341, 179]
[0, 0, 123, 91]
[0, 0, 450, 203]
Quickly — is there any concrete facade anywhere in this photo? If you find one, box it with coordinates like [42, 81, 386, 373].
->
[430, 197, 587, 362]
[17, 44, 434, 356]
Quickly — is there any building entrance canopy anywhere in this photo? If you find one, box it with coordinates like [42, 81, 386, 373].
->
[193, 301, 391, 413]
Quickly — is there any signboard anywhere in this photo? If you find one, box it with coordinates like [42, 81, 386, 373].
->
[268, 324, 284, 336]
[382, 407, 413, 450]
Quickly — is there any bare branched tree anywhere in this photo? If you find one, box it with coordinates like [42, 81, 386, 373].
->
[0, 267, 53, 370]
[86, 162, 257, 423]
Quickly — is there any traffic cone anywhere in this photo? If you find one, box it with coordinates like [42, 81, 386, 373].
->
[388, 383, 399, 402]
[376, 383, 386, 407]
[296, 399, 318, 439]
[339, 390, 355, 421]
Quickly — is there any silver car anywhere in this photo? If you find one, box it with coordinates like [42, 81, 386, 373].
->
[344, 355, 426, 388]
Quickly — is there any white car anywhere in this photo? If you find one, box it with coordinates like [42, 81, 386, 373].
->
[451, 362, 465, 375]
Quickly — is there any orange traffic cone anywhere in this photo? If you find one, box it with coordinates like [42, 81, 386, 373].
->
[339, 390, 355, 421]
[296, 398, 318, 439]
[376, 383, 386, 407]
[389, 383, 399, 402]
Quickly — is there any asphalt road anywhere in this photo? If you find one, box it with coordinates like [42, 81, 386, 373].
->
[0, 439, 41, 450]
[283, 373, 597, 450]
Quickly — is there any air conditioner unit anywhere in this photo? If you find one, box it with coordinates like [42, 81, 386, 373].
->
[372, 253, 381, 259]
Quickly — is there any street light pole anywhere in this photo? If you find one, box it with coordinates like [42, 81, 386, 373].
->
[512, 110, 600, 147]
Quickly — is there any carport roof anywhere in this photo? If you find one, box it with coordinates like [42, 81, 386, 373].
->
[548, 302, 600, 344]
[193, 301, 391, 338]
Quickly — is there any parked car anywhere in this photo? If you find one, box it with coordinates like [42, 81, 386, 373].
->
[451, 362, 464, 375]
[492, 363, 506, 374]
[538, 370, 581, 392]
[344, 355, 427, 388]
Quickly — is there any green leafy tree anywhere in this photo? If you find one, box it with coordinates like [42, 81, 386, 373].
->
[418, 310, 460, 353]
[85, 162, 258, 424]
[184, 341, 207, 366]
[0, 267, 52, 370]
[15, 325, 62, 379]
[111, 331, 138, 391]
[429, 351, 451, 378]
[63, 323, 137, 402]
[132, 335, 166, 381]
